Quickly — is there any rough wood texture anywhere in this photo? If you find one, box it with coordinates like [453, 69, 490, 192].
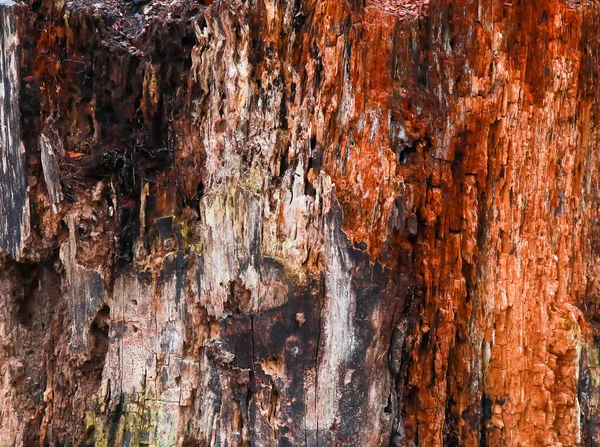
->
[0, 3, 28, 260]
[2, 0, 600, 446]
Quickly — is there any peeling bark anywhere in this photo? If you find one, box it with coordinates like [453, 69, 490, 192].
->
[2, 0, 600, 446]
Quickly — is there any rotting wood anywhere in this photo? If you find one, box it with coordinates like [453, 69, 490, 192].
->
[2, 0, 600, 446]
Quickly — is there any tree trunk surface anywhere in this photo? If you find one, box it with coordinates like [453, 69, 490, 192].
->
[1, 0, 600, 446]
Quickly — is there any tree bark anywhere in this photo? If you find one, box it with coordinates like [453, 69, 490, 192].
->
[1, 0, 600, 446]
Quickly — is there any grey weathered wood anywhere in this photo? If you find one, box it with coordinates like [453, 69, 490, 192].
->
[40, 133, 64, 213]
[0, 4, 28, 260]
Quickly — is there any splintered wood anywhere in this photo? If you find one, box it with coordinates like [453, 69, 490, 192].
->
[1, 0, 600, 446]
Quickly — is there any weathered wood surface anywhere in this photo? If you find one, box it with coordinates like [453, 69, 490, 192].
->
[0, 3, 28, 260]
[2, 0, 600, 446]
